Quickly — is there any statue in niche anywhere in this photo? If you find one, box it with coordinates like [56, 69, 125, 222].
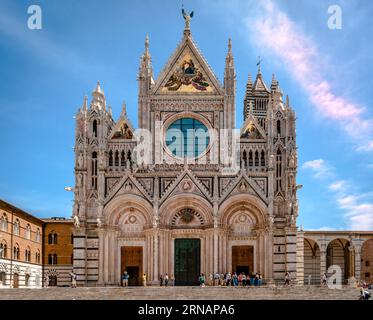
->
[73, 215, 80, 228]
[77, 153, 84, 169]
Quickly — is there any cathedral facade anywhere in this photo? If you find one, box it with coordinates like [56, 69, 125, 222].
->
[72, 18, 302, 286]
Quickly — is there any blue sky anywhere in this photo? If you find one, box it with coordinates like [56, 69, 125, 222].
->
[0, 0, 372, 230]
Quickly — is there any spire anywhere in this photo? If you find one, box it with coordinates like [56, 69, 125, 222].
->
[225, 38, 234, 69]
[121, 100, 127, 116]
[145, 34, 149, 56]
[139, 34, 152, 79]
[286, 95, 290, 108]
[83, 95, 88, 111]
[108, 105, 113, 117]
[224, 37, 235, 96]
[91, 81, 106, 111]
[271, 73, 279, 92]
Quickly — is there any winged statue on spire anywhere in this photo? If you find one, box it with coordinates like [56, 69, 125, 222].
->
[182, 7, 194, 29]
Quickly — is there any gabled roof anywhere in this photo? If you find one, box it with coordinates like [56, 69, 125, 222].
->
[253, 72, 270, 93]
[108, 102, 135, 140]
[152, 32, 223, 95]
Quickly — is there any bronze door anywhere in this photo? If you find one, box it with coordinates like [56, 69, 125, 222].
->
[174, 239, 200, 286]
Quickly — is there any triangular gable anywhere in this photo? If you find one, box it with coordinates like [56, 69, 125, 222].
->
[219, 173, 268, 205]
[104, 173, 152, 205]
[253, 74, 270, 93]
[240, 115, 267, 140]
[159, 169, 213, 205]
[153, 35, 223, 95]
[109, 104, 135, 140]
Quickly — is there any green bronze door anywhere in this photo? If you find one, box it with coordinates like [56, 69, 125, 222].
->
[174, 239, 200, 286]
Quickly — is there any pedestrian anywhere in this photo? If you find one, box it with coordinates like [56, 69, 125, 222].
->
[214, 272, 220, 286]
[159, 273, 164, 286]
[142, 273, 147, 286]
[44, 276, 49, 288]
[258, 273, 262, 286]
[321, 273, 327, 286]
[232, 273, 238, 286]
[122, 271, 129, 287]
[238, 273, 243, 286]
[226, 272, 231, 286]
[220, 273, 224, 286]
[254, 273, 259, 286]
[164, 273, 169, 286]
[284, 272, 290, 286]
[170, 274, 175, 286]
[208, 273, 213, 286]
[242, 273, 246, 286]
[199, 273, 206, 287]
[70, 271, 77, 288]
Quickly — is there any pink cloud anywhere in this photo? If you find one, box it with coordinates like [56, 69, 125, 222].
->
[245, 1, 373, 144]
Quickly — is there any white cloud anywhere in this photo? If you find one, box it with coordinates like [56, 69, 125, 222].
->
[357, 140, 373, 152]
[328, 180, 346, 191]
[302, 159, 332, 179]
[245, 0, 373, 150]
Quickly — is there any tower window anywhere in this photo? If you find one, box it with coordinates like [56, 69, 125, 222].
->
[92, 152, 97, 190]
[109, 150, 113, 167]
[277, 120, 281, 136]
[93, 120, 98, 138]
[248, 151, 253, 167]
[276, 149, 283, 192]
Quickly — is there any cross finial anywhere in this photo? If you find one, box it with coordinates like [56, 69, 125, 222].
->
[257, 56, 263, 73]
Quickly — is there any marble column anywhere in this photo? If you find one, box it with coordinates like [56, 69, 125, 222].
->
[320, 249, 327, 278]
[97, 230, 105, 285]
[104, 232, 109, 284]
[354, 245, 361, 282]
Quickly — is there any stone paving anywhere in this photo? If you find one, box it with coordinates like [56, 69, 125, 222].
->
[0, 285, 366, 300]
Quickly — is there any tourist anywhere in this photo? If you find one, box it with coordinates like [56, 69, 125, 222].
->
[321, 273, 327, 286]
[254, 273, 259, 286]
[199, 273, 206, 287]
[214, 272, 220, 286]
[208, 273, 213, 286]
[220, 273, 224, 286]
[70, 271, 77, 288]
[170, 274, 175, 286]
[284, 272, 290, 286]
[242, 273, 246, 286]
[232, 272, 238, 286]
[142, 273, 147, 286]
[122, 271, 129, 287]
[258, 274, 263, 286]
[44, 276, 49, 288]
[164, 273, 169, 286]
[159, 273, 164, 286]
[238, 273, 243, 286]
[226, 272, 232, 286]
[359, 287, 371, 300]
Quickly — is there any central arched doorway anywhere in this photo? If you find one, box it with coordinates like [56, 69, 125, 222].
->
[174, 238, 200, 286]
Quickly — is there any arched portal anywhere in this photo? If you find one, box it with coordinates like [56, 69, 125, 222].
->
[304, 238, 320, 285]
[361, 238, 373, 283]
[219, 194, 269, 279]
[326, 238, 354, 283]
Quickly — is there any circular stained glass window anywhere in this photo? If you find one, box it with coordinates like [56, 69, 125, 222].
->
[165, 118, 210, 158]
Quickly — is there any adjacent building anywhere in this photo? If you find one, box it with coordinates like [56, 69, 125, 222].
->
[0, 200, 43, 288]
[43, 217, 74, 287]
[0, 200, 73, 288]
